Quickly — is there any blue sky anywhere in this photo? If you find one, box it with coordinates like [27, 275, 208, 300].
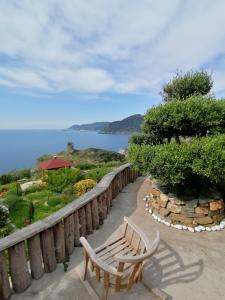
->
[1, 0, 225, 129]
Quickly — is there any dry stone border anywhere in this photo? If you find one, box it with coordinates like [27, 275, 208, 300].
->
[143, 181, 225, 233]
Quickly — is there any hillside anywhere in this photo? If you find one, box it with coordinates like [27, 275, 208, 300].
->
[69, 122, 110, 131]
[100, 114, 143, 134]
[69, 114, 143, 134]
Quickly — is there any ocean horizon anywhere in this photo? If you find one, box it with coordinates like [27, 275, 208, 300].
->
[0, 129, 129, 174]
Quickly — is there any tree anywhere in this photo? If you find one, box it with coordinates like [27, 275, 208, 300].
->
[142, 96, 225, 144]
[67, 142, 75, 154]
[162, 70, 213, 101]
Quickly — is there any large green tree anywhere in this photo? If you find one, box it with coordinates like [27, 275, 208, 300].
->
[162, 70, 213, 101]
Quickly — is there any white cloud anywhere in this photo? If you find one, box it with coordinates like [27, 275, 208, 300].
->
[0, 0, 225, 96]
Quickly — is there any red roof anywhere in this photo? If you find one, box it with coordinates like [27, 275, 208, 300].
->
[39, 156, 73, 170]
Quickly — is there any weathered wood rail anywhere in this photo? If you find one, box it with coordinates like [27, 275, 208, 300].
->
[0, 164, 139, 299]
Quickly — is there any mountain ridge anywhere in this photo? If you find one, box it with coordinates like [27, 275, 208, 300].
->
[68, 114, 143, 134]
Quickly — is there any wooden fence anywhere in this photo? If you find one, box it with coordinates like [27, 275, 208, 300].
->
[0, 164, 139, 299]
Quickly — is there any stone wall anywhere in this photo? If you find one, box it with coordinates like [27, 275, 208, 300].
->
[144, 182, 225, 231]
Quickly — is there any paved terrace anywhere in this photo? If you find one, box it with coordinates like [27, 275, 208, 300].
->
[12, 177, 225, 300]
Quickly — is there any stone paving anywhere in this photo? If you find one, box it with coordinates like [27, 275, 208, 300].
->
[12, 177, 225, 300]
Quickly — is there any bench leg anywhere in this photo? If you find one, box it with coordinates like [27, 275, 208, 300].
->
[101, 272, 110, 300]
[82, 250, 89, 281]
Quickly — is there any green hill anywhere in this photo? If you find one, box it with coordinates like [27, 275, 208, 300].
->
[100, 114, 143, 134]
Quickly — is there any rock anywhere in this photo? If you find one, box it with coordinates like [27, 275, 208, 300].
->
[149, 209, 152, 214]
[174, 224, 183, 230]
[170, 213, 193, 225]
[145, 203, 149, 208]
[211, 226, 217, 232]
[188, 227, 195, 232]
[195, 226, 201, 232]
[212, 215, 224, 223]
[195, 213, 206, 218]
[159, 208, 170, 217]
[151, 199, 160, 210]
[206, 227, 212, 232]
[165, 222, 170, 227]
[169, 197, 185, 205]
[210, 200, 224, 211]
[167, 203, 181, 214]
[199, 225, 205, 231]
[195, 206, 209, 215]
[186, 199, 198, 208]
[220, 223, 225, 229]
[215, 225, 221, 231]
[158, 194, 169, 207]
[194, 216, 213, 225]
[150, 188, 160, 197]
[182, 225, 187, 230]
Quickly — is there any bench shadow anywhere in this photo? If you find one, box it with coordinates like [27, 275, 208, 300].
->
[143, 240, 204, 299]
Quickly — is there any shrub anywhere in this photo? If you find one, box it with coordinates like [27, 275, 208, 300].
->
[24, 183, 47, 194]
[0, 204, 9, 227]
[85, 166, 112, 182]
[0, 174, 12, 185]
[129, 132, 163, 145]
[162, 70, 213, 101]
[76, 162, 97, 170]
[128, 135, 225, 192]
[47, 168, 82, 193]
[3, 195, 21, 211]
[74, 179, 97, 196]
[142, 96, 225, 142]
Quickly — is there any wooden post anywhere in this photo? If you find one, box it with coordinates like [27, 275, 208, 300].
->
[53, 220, 66, 263]
[8, 242, 31, 293]
[85, 203, 93, 234]
[74, 210, 80, 246]
[91, 198, 99, 230]
[27, 234, 44, 279]
[106, 188, 111, 213]
[0, 251, 11, 299]
[108, 185, 113, 207]
[64, 215, 75, 256]
[79, 207, 86, 237]
[98, 195, 104, 225]
[40, 228, 57, 273]
[101, 193, 107, 219]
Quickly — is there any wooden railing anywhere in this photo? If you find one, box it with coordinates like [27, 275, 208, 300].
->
[0, 164, 139, 299]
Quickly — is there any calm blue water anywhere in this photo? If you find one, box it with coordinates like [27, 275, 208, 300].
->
[0, 130, 129, 174]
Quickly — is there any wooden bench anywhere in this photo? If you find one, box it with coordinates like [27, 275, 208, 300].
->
[80, 216, 160, 300]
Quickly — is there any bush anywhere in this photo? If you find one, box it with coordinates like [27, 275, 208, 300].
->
[47, 168, 82, 193]
[0, 204, 9, 227]
[129, 132, 163, 145]
[74, 179, 97, 196]
[129, 135, 225, 192]
[162, 70, 213, 101]
[24, 183, 47, 194]
[142, 96, 225, 142]
[3, 195, 21, 211]
[0, 174, 13, 185]
[85, 166, 112, 182]
[76, 162, 97, 170]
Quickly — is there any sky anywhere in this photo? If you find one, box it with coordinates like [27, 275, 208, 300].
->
[1, 0, 225, 129]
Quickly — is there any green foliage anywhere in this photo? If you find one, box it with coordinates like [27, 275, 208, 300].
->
[85, 166, 112, 182]
[3, 195, 21, 211]
[0, 204, 9, 227]
[129, 135, 225, 191]
[129, 132, 163, 145]
[0, 169, 31, 185]
[24, 183, 47, 194]
[76, 162, 97, 170]
[162, 70, 213, 101]
[0, 174, 13, 185]
[74, 179, 97, 196]
[47, 168, 82, 193]
[142, 96, 225, 142]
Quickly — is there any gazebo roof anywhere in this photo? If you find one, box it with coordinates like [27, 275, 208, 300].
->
[39, 156, 73, 170]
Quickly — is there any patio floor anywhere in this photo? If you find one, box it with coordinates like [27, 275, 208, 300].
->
[12, 177, 225, 300]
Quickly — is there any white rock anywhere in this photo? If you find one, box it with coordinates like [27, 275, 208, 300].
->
[206, 227, 212, 232]
[215, 225, 221, 231]
[171, 224, 174, 228]
[143, 197, 147, 201]
[145, 208, 149, 212]
[145, 203, 149, 208]
[199, 225, 205, 231]
[220, 223, 225, 229]
[211, 226, 217, 231]
[182, 225, 187, 230]
[165, 222, 170, 227]
[195, 227, 201, 232]
[188, 227, 195, 232]
[220, 221, 225, 227]
[149, 209, 152, 214]
[174, 224, 183, 230]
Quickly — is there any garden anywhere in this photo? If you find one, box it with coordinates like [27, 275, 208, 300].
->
[0, 148, 126, 238]
[129, 70, 225, 230]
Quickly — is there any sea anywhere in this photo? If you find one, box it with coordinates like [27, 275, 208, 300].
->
[0, 130, 130, 174]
